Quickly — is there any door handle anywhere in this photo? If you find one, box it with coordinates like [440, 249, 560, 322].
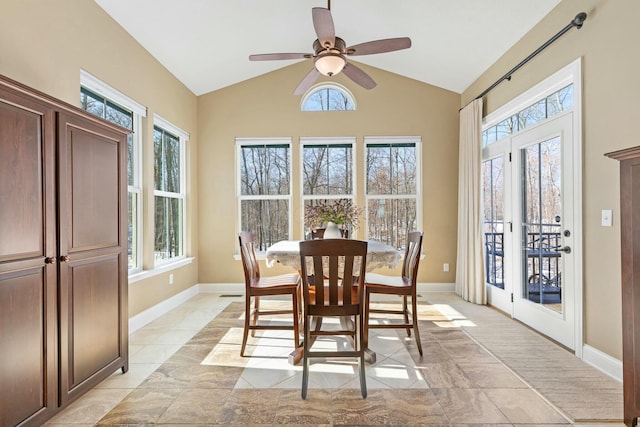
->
[60, 255, 70, 262]
[44, 256, 56, 264]
[556, 246, 571, 254]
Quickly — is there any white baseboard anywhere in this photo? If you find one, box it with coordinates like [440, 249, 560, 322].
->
[582, 344, 622, 383]
[417, 282, 455, 293]
[128, 285, 200, 333]
[198, 283, 244, 294]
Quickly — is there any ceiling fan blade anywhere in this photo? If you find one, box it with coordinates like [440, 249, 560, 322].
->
[347, 37, 412, 56]
[342, 62, 376, 90]
[294, 67, 321, 95]
[312, 7, 335, 48]
[249, 53, 310, 61]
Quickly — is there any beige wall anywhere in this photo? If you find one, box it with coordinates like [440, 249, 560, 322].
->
[0, 0, 200, 317]
[462, 0, 639, 359]
[197, 61, 461, 284]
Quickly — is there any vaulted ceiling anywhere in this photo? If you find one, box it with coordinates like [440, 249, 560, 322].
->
[94, 0, 561, 96]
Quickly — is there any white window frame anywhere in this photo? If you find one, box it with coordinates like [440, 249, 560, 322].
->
[236, 137, 293, 244]
[153, 114, 188, 266]
[300, 137, 357, 236]
[80, 70, 146, 274]
[364, 136, 422, 248]
[482, 59, 581, 136]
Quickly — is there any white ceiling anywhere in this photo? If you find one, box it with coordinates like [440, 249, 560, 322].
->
[94, 0, 561, 96]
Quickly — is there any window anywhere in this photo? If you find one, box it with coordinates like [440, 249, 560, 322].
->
[482, 84, 573, 147]
[301, 83, 356, 111]
[237, 138, 292, 251]
[154, 115, 188, 264]
[365, 137, 420, 249]
[482, 156, 505, 289]
[79, 70, 146, 272]
[301, 137, 356, 235]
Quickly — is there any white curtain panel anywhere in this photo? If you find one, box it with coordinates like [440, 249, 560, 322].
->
[455, 99, 486, 304]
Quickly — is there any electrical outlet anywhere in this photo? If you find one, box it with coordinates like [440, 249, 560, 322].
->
[169, 273, 174, 285]
[443, 263, 449, 272]
[601, 209, 612, 227]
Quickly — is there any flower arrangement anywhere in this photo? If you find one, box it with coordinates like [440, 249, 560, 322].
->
[304, 199, 363, 231]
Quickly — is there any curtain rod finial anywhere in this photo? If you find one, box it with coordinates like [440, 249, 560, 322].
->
[573, 12, 587, 29]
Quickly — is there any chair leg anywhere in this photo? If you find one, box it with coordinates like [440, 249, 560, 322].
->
[251, 296, 260, 337]
[357, 314, 367, 398]
[241, 293, 251, 356]
[292, 289, 300, 348]
[301, 314, 310, 400]
[411, 295, 423, 356]
[403, 295, 411, 337]
[363, 289, 371, 352]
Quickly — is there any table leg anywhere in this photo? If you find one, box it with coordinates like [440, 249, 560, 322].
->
[288, 316, 321, 365]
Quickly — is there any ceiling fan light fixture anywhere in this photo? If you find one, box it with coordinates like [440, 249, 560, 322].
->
[314, 53, 346, 76]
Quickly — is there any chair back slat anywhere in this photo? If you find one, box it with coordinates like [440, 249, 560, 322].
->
[402, 231, 423, 285]
[239, 231, 260, 286]
[312, 255, 325, 305]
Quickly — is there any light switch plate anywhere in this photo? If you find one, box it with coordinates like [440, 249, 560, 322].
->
[601, 209, 612, 227]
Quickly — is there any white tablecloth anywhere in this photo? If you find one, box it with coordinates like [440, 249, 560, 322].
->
[265, 240, 401, 272]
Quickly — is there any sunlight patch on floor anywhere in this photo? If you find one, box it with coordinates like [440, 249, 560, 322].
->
[199, 303, 428, 389]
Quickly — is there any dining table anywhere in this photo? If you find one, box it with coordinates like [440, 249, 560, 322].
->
[265, 239, 401, 271]
[265, 239, 402, 365]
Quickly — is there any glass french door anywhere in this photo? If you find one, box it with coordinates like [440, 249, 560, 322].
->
[483, 113, 577, 349]
[483, 147, 512, 314]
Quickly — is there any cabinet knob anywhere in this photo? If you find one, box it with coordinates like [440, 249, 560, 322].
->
[44, 256, 56, 264]
[60, 255, 70, 262]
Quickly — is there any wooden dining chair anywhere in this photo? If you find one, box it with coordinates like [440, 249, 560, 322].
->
[238, 231, 301, 357]
[298, 239, 368, 399]
[363, 231, 424, 356]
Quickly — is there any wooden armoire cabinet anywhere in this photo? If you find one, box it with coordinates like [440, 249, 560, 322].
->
[606, 146, 640, 427]
[0, 74, 129, 427]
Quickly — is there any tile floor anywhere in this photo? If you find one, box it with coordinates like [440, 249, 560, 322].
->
[44, 292, 625, 426]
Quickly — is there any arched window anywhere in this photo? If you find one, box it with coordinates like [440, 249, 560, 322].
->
[301, 83, 356, 111]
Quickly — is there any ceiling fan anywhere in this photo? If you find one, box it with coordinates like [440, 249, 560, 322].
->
[249, 2, 411, 95]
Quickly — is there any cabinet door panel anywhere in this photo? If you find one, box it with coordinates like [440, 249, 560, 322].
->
[0, 90, 57, 426]
[58, 112, 128, 405]
[67, 256, 120, 386]
[0, 101, 44, 260]
[68, 124, 120, 250]
[0, 269, 51, 426]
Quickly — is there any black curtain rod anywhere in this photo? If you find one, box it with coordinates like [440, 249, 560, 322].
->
[466, 12, 587, 107]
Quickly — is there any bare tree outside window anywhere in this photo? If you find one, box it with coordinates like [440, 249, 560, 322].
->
[239, 143, 291, 251]
[303, 143, 352, 195]
[154, 126, 184, 262]
[365, 141, 418, 249]
[302, 140, 355, 236]
[482, 157, 505, 288]
[482, 84, 573, 147]
[301, 84, 355, 111]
